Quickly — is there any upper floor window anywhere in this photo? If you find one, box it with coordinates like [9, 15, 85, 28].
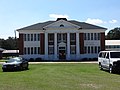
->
[91, 33, 93, 40]
[24, 33, 40, 41]
[31, 34, 33, 41]
[27, 34, 30, 41]
[48, 33, 54, 42]
[84, 33, 101, 40]
[34, 34, 37, 41]
[70, 33, 76, 41]
[57, 33, 67, 43]
[24, 34, 26, 41]
[37, 34, 40, 41]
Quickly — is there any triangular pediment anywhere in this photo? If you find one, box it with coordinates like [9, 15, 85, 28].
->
[43, 20, 81, 30]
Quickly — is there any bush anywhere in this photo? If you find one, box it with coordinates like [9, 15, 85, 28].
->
[29, 58, 35, 62]
[35, 58, 42, 62]
[93, 58, 98, 61]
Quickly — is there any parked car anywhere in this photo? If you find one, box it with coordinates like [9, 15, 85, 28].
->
[2, 57, 29, 72]
[98, 51, 120, 73]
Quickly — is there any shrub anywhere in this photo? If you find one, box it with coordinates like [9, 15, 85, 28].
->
[35, 58, 42, 62]
[29, 58, 34, 62]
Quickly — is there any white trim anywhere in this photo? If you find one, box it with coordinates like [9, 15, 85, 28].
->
[45, 33, 48, 60]
[76, 33, 80, 59]
[54, 33, 58, 60]
[67, 33, 70, 60]
[43, 20, 81, 30]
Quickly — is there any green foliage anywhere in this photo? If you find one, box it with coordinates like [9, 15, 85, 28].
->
[0, 37, 18, 50]
[107, 27, 120, 40]
[0, 63, 120, 90]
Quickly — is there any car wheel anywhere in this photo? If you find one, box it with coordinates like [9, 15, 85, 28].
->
[25, 64, 29, 70]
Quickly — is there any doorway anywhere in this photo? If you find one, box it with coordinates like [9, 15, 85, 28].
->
[59, 50, 66, 59]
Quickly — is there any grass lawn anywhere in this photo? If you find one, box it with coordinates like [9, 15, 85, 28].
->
[0, 63, 120, 90]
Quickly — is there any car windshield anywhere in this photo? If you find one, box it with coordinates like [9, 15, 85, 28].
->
[6, 58, 21, 63]
[110, 52, 120, 58]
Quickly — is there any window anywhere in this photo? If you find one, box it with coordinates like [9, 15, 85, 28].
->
[57, 33, 67, 42]
[91, 33, 93, 40]
[98, 33, 100, 40]
[95, 46, 97, 53]
[84, 33, 87, 40]
[88, 33, 90, 40]
[84, 46, 87, 53]
[31, 34, 33, 41]
[60, 24, 64, 27]
[70, 33, 76, 45]
[102, 52, 106, 58]
[57, 34, 61, 42]
[110, 52, 120, 58]
[48, 33, 54, 41]
[24, 34, 26, 41]
[88, 46, 90, 53]
[34, 34, 37, 41]
[37, 34, 40, 41]
[31, 47, 33, 54]
[98, 46, 100, 53]
[34, 47, 37, 54]
[48, 46, 54, 54]
[70, 46, 76, 54]
[91, 46, 94, 53]
[63, 33, 67, 42]
[24, 47, 26, 54]
[99, 53, 102, 57]
[106, 53, 109, 59]
[70, 33, 76, 41]
[27, 34, 30, 41]
[38, 47, 40, 54]
[94, 33, 97, 40]
[28, 47, 30, 54]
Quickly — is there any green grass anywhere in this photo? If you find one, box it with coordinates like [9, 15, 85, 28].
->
[0, 60, 7, 62]
[0, 63, 120, 90]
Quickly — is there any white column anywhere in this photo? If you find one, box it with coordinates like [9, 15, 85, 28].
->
[76, 33, 80, 60]
[54, 33, 58, 60]
[67, 33, 70, 60]
[45, 33, 48, 60]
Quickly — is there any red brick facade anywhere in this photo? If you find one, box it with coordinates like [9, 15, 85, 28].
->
[100, 32, 105, 51]
[40, 33, 45, 54]
[19, 33, 24, 55]
[79, 33, 84, 54]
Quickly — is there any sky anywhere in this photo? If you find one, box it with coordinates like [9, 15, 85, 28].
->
[0, 0, 120, 39]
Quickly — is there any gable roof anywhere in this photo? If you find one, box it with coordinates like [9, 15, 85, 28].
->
[17, 19, 107, 31]
[69, 20, 107, 29]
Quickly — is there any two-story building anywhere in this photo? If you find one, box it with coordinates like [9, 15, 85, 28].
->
[17, 18, 107, 61]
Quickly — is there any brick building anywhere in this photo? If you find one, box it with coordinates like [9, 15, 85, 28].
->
[17, 18, 107, 60]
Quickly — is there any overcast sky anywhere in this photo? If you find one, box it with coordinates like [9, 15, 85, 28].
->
[0, 0, 120, 39]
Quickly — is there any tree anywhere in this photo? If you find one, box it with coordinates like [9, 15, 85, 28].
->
[107, 27, 120, 40]
[0, 37, 18, 50]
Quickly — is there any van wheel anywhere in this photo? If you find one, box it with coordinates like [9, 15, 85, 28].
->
[109, 66, 114, 73]
[99, 63, 103, 70]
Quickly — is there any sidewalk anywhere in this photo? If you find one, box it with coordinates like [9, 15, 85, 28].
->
[0, 61, 98, 65]
[29, 61, 98, 64]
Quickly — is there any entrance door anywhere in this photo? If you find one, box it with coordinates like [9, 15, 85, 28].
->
[59, 50, 66, 59]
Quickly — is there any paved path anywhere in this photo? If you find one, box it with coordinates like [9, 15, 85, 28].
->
[0, 61, 98, 65]
[29, 61, 98, 64]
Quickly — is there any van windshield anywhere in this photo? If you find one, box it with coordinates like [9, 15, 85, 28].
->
[110, 52, 120, 58]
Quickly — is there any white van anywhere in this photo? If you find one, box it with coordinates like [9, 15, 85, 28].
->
[98, 51, 120, 73]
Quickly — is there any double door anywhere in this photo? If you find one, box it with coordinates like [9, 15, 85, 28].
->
[59, 50, 66, 59]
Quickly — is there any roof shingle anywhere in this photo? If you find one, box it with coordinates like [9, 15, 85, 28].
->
[17, 20, 107, 31]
